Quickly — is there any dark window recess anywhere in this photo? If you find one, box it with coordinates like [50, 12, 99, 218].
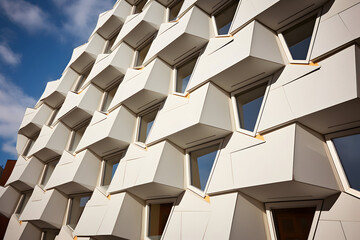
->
[190, 144, 219, 191]
[214, 1, 238, 35]
[236, 82, 267, 132]
[148, 203, 173, 240]
[272, 207, 316, 240]
[333, 133, 360, 191]
[282, 15, 317, 60]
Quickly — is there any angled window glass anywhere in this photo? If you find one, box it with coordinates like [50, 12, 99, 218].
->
[102, 153, 123, 186]
[67, 195, 91, 230]
[333, 133, 360, 191]
[22, 133, 39, 157]
[101, 84, 119, 111]
[138, 108, 158, 143]
[214, 1, 238, 35]
[47, 107, 60, 126]
[15, 192, 32, 217]
[176, 57, 197, 93]
[148, 202, 173, 240]
[272, 207, 316, 240]
[134, 0, 147, 14]
[189, 144, 219, 191]
[104, 31, 119, 54]
[73, 67, 91, 92]
[236, 82, 267, 132]
[42, 230, 59, 240]
[40, 159, 59, 187]
[136, 38, 152, 67]
[168, 0, 184, 21]
[282, 15, 317, 60]
[68, 123, 89, 153]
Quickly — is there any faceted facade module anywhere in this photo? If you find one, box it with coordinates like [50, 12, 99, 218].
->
[2, 0, 360, 239]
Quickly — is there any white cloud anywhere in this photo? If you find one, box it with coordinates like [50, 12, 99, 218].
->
[0, 74, 36, 157]
[0, 43, 21, 66]
[0, 0, 53, 33]
[53, 0, 115, 42]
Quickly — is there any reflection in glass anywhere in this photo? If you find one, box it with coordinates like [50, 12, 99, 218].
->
[333, 133, 360, 191]
[102, 154, 123, 186]
[138, 108, 158, 143]
[134, 0, 147, 14]
[190, 144, 219, 191]
[68, 123, 88, 153]
[214, 1, 238, 35]
[272, 207, 316, 240]
[282, 15, 316, 60]
[176, 57, 197, 93]
[15, 192, 31, 217]
[236, 82, 267, 132]
[41, 159, 59, 187]
[136, 40, 152, 66]
[102, 85, 119, 111]
[67, 195, 91, 229]
[148, 203, 173, 240]
[169, 0, 183, 21]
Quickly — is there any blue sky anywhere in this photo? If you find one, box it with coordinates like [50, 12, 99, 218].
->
[0, 0, 116, 167]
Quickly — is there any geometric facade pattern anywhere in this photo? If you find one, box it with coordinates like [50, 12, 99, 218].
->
[1, 0, 360, 239]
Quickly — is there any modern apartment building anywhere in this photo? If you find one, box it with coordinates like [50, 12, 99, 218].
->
[1, 0, 360, 239]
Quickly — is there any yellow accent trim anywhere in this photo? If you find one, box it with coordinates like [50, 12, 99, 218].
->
[74, 237, 78, 240]
[19, 220, 22, 225]
[107, 194, 111, 200]
[204, 195, 210, 203]
[290, 61, 319, 66]
[185, 93, 190, 99]
[255, 134, 265, 141]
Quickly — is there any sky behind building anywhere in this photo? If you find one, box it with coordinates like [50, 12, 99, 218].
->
[0, 0, 116, 167]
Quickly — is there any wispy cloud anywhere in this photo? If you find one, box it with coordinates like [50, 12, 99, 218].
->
[0, 43, 21, 66]
[53, 0, 115, 42]
[0, 74, 36, 157]
[0, 0, 53, 33]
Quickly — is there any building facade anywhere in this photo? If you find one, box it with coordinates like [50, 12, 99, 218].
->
[1, 0, 360, 239]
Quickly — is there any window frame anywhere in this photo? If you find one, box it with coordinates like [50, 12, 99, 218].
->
[265, 200, 322, 240]
[14, 190, 32, 219]
[103, 29, 121, 54]
[66, 120, 90, 154]
[185, 139, 223, 197]
[172, 50, 201, 96]
[99, 150, 125, 188]
[66, 192, 92, 231]
[135, 103, 162, 146]
[71, 65, 93, 93]
[144, 198, 176, 240]
[166, 0, 184, 22]
[230, 76, 272, 136]
[211, 0, 239, 37]
[39, 157, 60, 189]
[46, 106, 61, 127]
[99, 80, 121, 112]
[325, 127, 360, 198]
[41, 229, 59, 240]
[22, 132, 40, 158]
[133, 34, 154, 68]
[277, 10, 321, 64]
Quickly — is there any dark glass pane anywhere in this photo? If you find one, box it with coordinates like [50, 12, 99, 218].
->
[236, 83, 267, 132]
[41, 159, 59, 187]
[134, 0, 147, 14]
[43, 230, 59, 240]
[68, 195, 91, 229]
[15, 192, 31, 216]
[138, 108, 158, 143]
[136, 40, 151, 66]
[333, 133, 360, 191]
[190, 144, 219, 191]
[176, 57, 197, 93]
[102, 155, 122, 186]
[148, 203, 173, 240]
[215, 1, 238, 35]
[283, 15, 316, 60]
[272, 207, 316, 240]
[169, 0, 184, 21]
